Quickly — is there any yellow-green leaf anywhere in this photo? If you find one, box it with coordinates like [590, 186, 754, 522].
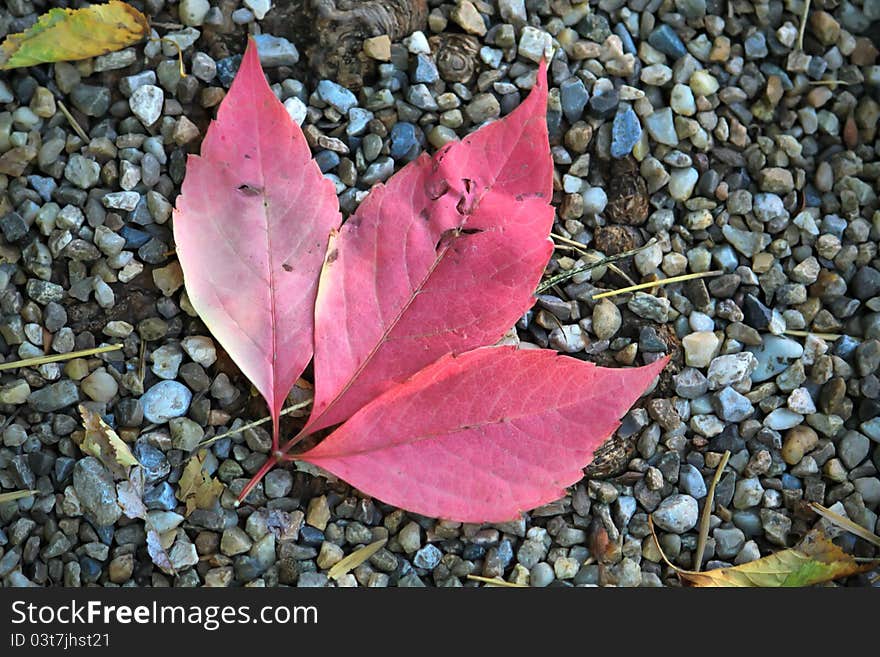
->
[77, 404, 140, 480]
[0, 0, 149, 70]
[679, 530, 874, 587]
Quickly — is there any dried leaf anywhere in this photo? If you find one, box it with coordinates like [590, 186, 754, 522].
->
[0, 0, 149, 69]
[327, 538, 387, 580]
[177, 450, 224, 515]
[147, 528, 176, 576]
[116, 467, 147, 521]
[78, 405, 140, 480]
[305, 59, 553, 434]
[174, 37, 341, 452]
[679, 530, 874, 587]
[301, 348, 667, 522]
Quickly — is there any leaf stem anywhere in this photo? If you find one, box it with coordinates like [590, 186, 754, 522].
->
[57, 100, 89, 143]
[694, 450, 730, 571]
[797, 0, 811, 51]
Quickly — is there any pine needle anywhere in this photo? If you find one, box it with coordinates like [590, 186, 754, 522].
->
[466, 574, 528, 588]
[807, 80, 854, 87]
[57, 100, 89, 143]
[694, 450, 730, 571]
[784, 330, 842, 341]
[810, 503, 880, 549]
[196, 398, 314, 449]
[538, 238, 657, 293]
[327, 538, 387, 580]
[797, 0, 811, 51]
[0, 490, 36, 504]
[0, 344, 123, 372]
[591, 270, 722, 300]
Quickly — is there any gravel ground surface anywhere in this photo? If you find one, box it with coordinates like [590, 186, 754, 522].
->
[1, 0, 879, 587]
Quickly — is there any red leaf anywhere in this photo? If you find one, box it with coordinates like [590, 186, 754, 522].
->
[304, 61, 553, 434]
[300, 348, 668, 522]
[174, 39, 341, 448]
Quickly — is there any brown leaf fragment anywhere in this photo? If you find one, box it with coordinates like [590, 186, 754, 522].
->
[77, 405, 140, 480]
[177, 450, 224, 516]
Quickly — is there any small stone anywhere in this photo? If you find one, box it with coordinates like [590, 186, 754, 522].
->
[129, 85, 164, 126]
[264, 470, 293, 498]
[645, 108, 678, 146]
[839, 431, 870, 469]
[414, 544, 443, 570]
[648, 25, 687, 59]
[712, 386, 753, 422]
[582, 187, 607, 214]
[363, 35, 391, 61]
[589, 90, 619, 119]
[254, 34, 299, 67]
[518, 26, 552, 63]
[682, 331, 719, 367]
[70, 84, 110, 116]
[73, 457, 121, 526]
[81, 369, 118, 403]
[810, 10, 840, 45]
[560, 77, 589, 123]
[611, 106, 641, 158]
[244, 0, 271, 20]
[179, 0, 210, 26]
[220, 527, 253, 556]
[451, 1, 486, 36]
[64, 154, 100, 189]
[592, 299, 621, 340]
[668, 167, 699, 201]
[141, 381, 192, 423]
[653, 494, 699, 533]
[747, 336, 804, 382]
[707, 353, 756, 389]
[317, 80, 358, 114]
[734, 478, 764, 509]
[782, 425, 819, 464]
[28, 380, 79, 412]
[689, 70, 720, 96]
[169, 417, 204, 451]
[678, 464, 707, 499]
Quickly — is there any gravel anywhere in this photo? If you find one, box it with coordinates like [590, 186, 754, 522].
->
[0, 0, 877, 590]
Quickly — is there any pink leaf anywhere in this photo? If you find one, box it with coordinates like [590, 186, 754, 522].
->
[174, 38, 341, 448]
[300, 348, 668, 522]
[303, 61, 554, 435]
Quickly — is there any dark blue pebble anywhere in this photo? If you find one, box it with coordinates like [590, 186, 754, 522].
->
[648, 24, 687, 60]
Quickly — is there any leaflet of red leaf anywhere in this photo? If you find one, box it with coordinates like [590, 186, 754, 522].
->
[300, 347, 669, 522]
[304, 61, 553, 435]
[173, 39, 341, 448]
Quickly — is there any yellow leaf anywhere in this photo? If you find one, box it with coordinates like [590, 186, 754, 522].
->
[0, 0, 149, 70]
[679, 530, 874, 587]
[177, 450, 224, 516]
[327, 538, 387, 581]
[77, 405, 140, 480]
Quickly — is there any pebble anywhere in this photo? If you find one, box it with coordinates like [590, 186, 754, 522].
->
[317, 80, 357, 114]
[682, 332, 719, 368]
[129, 85, 164, 126]
[644, 108, 678, 146]
[648, 25, 687, 59]
[254, 35, 299, 67]
[140, 381, 192, 423]
[610, 107, 641, 158]
[747, 336, 804, 382]
[652, 495, 698, 533]
[73, 458, 122, 527]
